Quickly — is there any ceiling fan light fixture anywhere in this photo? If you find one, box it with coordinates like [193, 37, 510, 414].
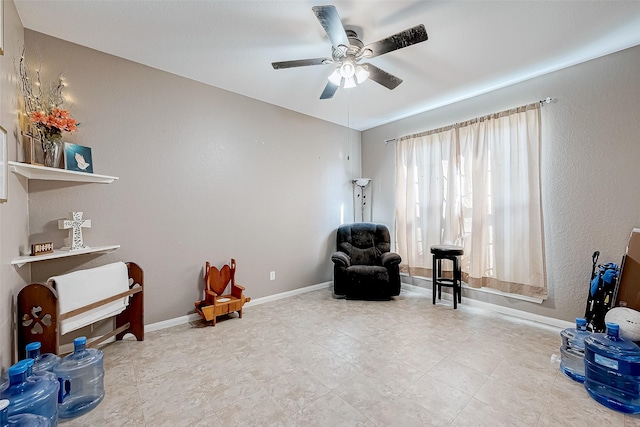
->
[328, 68, 343, 86]
[355, 65, 369, 84]
[343, 76, 357, 89]
[340, 61, 356, 79]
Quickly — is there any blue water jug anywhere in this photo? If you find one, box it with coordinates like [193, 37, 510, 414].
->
[0, 399, 51, 426]
[25, 343, 59, 376]
[560, 317, 591, 382]
[0, 361, 58, 425]
[584, 322, 640, 413]
[21, 360, 55, 383]
[54, 337, 104, 419]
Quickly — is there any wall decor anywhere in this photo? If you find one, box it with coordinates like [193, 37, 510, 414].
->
[64, 142, 93, 173]
[31, 242, 54, 256]
[0, 126, 7, 202]
[21, 130, 40, 165]
[59, 211, 91, 251]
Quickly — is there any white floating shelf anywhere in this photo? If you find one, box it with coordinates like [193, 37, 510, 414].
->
[9, 161, 118, 184]
[11, 245, 121, 267]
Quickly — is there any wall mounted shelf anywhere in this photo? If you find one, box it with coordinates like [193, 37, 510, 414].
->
[11, 245, 121, 267]
[9, 161, 118, 184]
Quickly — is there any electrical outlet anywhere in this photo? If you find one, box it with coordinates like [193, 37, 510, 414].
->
[270, 271, 276, 280]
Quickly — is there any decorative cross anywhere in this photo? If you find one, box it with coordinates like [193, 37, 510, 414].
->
[58, 212, 92, 251]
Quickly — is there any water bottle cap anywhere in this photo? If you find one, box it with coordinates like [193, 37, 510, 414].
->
[576, 318, 587, 326]
[23, 358, 35, 368]
[0, 399, 9, 411]
[25, 342, 41, 351]
[74, 336, 87, 345]
[8, 361, 28, 376]
[606, 322, 620, 335]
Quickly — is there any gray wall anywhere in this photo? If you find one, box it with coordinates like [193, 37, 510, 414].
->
[0, 22, 361, 370]
[24, 30, 360, 325]
[0, 0, 29, 374]
[362, 45, 640, 322]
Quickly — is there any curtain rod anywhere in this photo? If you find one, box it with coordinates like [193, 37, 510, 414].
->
[384, 96, 554, 144]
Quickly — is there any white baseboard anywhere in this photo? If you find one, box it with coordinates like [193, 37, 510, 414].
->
[144, 281, 333, 332]
[401, 283, 573, 330]
[243, 281, 332, 307]
[64, 280, 569, 350]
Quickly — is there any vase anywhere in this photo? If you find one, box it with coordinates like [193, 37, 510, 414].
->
[42, 140, 63, 168]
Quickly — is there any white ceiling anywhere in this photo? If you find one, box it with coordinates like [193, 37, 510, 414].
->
[14, 1, 640, 131]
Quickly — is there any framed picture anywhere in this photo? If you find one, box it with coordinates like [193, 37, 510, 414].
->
[21, 130, 41, 165]
[1, 126, 7, 202]
[64, 142, 93, 173]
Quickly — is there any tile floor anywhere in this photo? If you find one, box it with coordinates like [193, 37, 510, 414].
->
[62, 288, 640, 426]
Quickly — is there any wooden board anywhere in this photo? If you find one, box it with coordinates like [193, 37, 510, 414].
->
[615, 228, 640, 310]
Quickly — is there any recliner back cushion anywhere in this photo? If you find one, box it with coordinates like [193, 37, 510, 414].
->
[349, 245, 379, 265]
[336, 223, 391, 266]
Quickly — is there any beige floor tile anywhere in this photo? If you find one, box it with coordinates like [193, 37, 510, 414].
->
[332, 370, 396, 417]
[304, 353, 361, 390]
[258, 367, 330, 414]
[473, 377, 548, 420]
[449, 340, 508, 375]
[239, 351, 298, 381]
[212, 388, 295, 426]
[625, 414, 640, 426]
[404, 374, 472, 424]
[367, 394, 451, 427]
[426, 358, 489, 395]
[451, 397, 538, 426]
[537, 375, 626, 426]
[73, 288, 629, 426]
[196, 370, 263, 413]
[276, 339, 337, 368]
[294, 392, 368, 427]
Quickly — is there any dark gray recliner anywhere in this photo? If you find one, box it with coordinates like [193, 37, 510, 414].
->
[331, 223, 402, 300]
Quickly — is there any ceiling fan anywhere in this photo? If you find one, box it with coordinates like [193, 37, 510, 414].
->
[271, 5, 428, 100]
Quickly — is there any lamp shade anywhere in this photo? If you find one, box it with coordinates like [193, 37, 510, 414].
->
[353, 178, 371, 187]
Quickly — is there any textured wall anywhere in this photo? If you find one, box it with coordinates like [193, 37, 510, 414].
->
[23, 30, 361, 326]
[362, 45, 640, 322]
[0, 0, 29, 370]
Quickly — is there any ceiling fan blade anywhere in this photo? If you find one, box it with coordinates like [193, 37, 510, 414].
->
[320, 81, 339, 99]
[312, 5, 350, 49]
[361, 24, 428, 59]
[272, 58, 331, 69]
[364, 63, 403, 90]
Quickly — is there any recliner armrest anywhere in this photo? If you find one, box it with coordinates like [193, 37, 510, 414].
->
[381, 252, 402, 267]
[331, 251, 351, 267]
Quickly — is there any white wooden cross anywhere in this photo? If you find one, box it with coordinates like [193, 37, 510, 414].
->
[58, 212, 91, 251]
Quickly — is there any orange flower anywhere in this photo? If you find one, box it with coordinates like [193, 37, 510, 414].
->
[29, 108, 79, 135]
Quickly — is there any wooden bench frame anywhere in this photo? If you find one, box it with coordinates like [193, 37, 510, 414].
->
[16, 262, 144, 360]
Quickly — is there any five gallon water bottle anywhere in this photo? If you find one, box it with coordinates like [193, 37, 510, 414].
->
[54, 337, 105, 419]
[0, 399, 51, 426]
[0, 361, 58, 425]
[584, 322, 640, 413]
[560, 317, 591, 382]
[25, 343, 59, 377]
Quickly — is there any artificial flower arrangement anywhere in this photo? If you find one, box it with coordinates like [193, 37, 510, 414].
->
[17, 49, 79, 165]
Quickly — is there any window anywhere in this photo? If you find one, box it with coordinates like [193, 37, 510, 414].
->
[395, 103, 546, 299]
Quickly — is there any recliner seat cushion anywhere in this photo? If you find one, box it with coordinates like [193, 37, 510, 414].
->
[346, 265, 389, 282]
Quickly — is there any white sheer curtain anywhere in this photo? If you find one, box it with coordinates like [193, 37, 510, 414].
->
[396, 103, 546, 299]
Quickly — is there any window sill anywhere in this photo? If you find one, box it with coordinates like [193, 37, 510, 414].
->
[400, 273, 543, 304]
